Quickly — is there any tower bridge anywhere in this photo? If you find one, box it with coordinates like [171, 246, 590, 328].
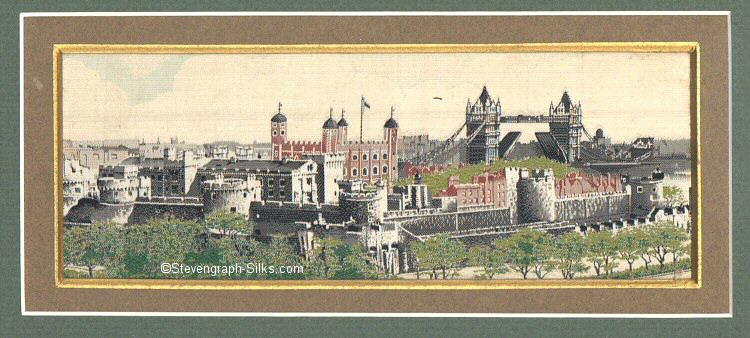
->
[412, 87, 591, 165]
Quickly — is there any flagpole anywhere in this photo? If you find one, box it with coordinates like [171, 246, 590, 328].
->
[360, 96, 364, 143]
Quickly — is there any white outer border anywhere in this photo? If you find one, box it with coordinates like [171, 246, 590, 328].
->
[19, 10, 733, 318]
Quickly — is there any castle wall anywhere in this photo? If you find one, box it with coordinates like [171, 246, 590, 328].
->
[516, 172, 556, 223]
[203, 188, 254, 217]
[303, 153, 345, 205]
[396, 207, 512, 237]
[98, 178, 139, 204]
[128, 201, 204, 224]
[64, 198, 135, 225]
[201, 176, 262, 218]
[555, 172, 623, 197]
[250, 201, 348, 226]
[555, 191, 631, 223]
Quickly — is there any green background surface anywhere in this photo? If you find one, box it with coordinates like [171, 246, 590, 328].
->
[0, 1, 745, 337]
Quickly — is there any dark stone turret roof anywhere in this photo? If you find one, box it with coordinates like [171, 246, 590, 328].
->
[384, 117, 399, 129]
[338, 118, 349, 127]
[559, 91, 573, 112]
[479, 86, 491, 105]
[271, 112, 287, 123]
[323, 117, 338, 129]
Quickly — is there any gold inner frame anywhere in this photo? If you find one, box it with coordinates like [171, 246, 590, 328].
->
[53, 42, 701, 289]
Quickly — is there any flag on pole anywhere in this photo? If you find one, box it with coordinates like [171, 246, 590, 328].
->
[360, 96, 370, 143]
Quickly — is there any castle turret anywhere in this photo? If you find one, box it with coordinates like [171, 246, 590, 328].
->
[383, 106, 399, 183]
[202, 174, 261, 218]
[337, 109, 349, 145]
[322, 108, 339, 153]
[97, 165, 145, 204]
[517, 168, 556, 223]
[271, 102, 288, 160]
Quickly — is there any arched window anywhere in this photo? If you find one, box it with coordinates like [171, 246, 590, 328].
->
[273, 131, 278, 136]
[373, 166, 378, 175]
[383, 166, 388, 174]
[373, 153, 378, 160]
[352, 168, 358, 176]
[362, 168, 368, 176]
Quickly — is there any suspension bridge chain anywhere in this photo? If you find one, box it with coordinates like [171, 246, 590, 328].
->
[412, 122, 466, 165]
[414, 121, 487, 165]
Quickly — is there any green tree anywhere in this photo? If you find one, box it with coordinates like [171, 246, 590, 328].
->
[63, 223, 126, 278]
[254, 237, 305, 280]
[185, 236, 252, 269]
[586, 230, 619, 276]
[634, 228, 654, 271]
[124, 216, 203, 277]
[329, 244, 379, 280]
[303, 237, 378, 280]
[410, 240, 431, 279]
[203, 211, 254, 257]
[63, 226, 88, 273]
[411, 234, 466, 279]
[498, 228, 553, 280]
[305, 237, 344, 279]
[667, 227, 690, 267]
[663, 185, 687, 205]
[648, 222, 690, 270]
[553, 232, 589, 279]
[469, 245, 507, 280]
[615, 229, 640, 273]
[204, 211, 253, 238]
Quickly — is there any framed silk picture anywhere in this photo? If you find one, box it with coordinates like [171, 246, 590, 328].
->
[21, 12, 731, 316]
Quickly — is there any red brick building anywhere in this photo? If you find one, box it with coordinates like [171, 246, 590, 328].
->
[271, 104, 399, 184]
[554, 172, 623, 197]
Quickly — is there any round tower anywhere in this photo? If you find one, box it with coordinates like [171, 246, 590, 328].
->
[97, 165, 141, 204]
[383, 106, 399, 182]
[337, 108, 349, 145]
[271, 102, 287, 160]
[517, 169, 556, 223]
[322, 108, 339, 153]
[202, 176, 258, 218]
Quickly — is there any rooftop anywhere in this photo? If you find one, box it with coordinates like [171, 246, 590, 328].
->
[202, 159, 311, 173]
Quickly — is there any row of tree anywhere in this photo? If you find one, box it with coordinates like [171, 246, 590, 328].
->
[410, 222, 690, 280]
[64, 212, 380, 279]
[65, 212, 690, 281]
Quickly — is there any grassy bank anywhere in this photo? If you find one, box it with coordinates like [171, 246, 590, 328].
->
[396, 157, 574, 192]
[592, 258, 691, 280]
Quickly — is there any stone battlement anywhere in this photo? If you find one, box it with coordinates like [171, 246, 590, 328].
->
[202, 178, 248, 191]
[137, 196, 201, 204]
[285, 140, 322, 147]
[97, 178, 133, 191]
[522, 168, 554, 180]
[555, 189, 630, 201]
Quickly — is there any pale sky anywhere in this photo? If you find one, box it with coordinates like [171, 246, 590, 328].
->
[62, 52, 690, 144]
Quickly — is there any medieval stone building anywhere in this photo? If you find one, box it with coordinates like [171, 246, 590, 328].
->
[270, 104, 399, 184]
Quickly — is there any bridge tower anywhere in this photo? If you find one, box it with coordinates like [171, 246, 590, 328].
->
[548, 91, 583, 162]
[465, 86, 502, 164]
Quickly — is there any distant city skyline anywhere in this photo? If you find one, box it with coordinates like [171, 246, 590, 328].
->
[62, 52, 690, 144]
